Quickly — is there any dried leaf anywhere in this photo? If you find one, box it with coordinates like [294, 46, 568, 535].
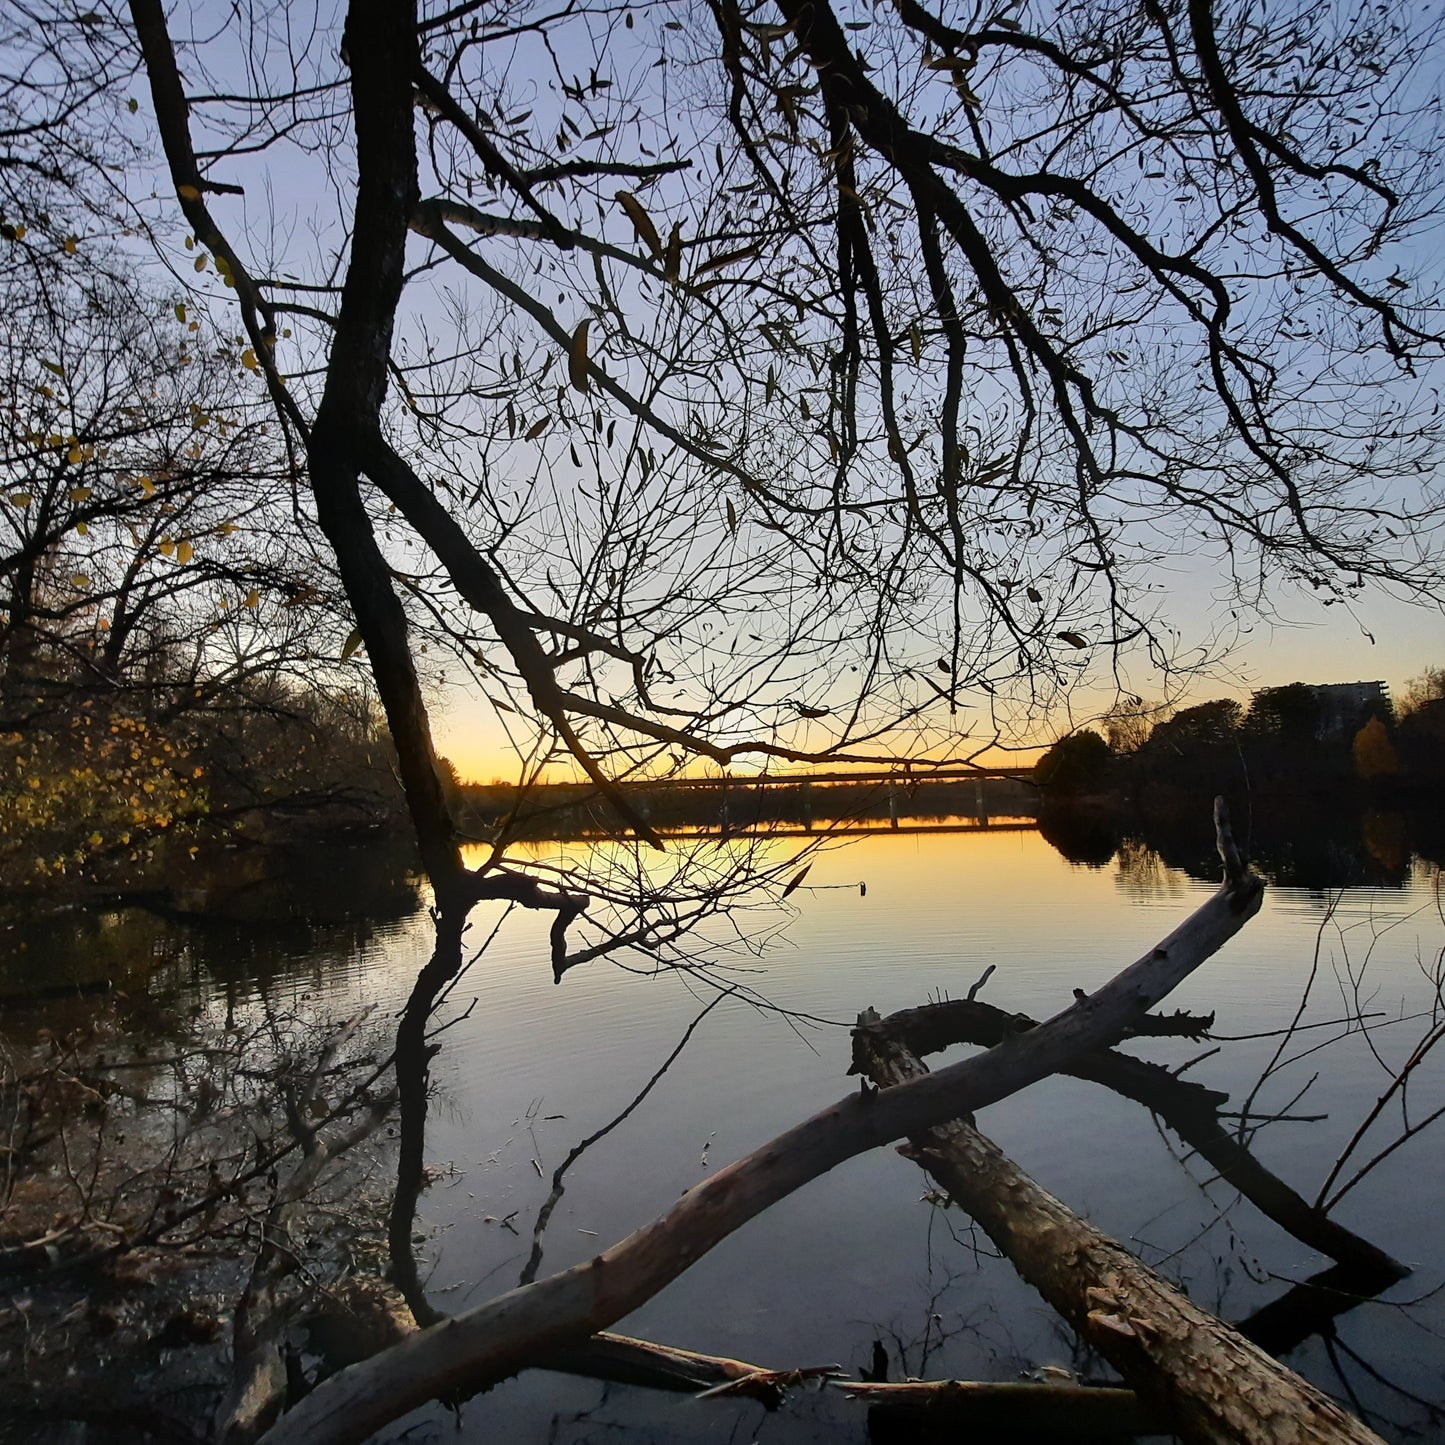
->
[781, 864, 811, 898]
[525, 414, 551, 440]
[726, 497, 737, 533]
[663, 223, 682, 283]
[614, 191, 662, 258]
[341, 627, 363, 661]
[568, 319, 591, 394]
[1056, 630, 1089, 649]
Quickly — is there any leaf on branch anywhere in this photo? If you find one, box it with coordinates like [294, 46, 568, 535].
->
[614, 191, 662, 258]
[525, 415, 551, 440]
[726, 497, 737, 533]
[568, 320, 591, 394]
[663, 223, 682, 283]
[176, 540, 194, 564]
[696, 243, 762, 277]
[781, 865, 811, 898]
[341, 627, 363, 661]
[1056, 631, 1089, 649]
[176, 183, 201, 202]
[243, 589, 260, 609]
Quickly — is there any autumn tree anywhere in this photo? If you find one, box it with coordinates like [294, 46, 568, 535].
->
[4, 0, 1445, 1429]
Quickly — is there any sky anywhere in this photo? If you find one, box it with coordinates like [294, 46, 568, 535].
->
[434, 581, 1444, 781]
[114, 1, 1445, 784]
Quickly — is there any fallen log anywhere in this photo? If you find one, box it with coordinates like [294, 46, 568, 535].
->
[838, 1379, 1162, 1437]
[259, 802, 1263, 1445]
[307, 1277, 805, 1403]
[869, 996, 1405, 1278]
[852, 1018, 1387, 1445]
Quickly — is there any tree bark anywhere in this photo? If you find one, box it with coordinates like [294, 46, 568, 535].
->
[852, 1020, 1387, 1445]
[869, 997, 1405, 1278]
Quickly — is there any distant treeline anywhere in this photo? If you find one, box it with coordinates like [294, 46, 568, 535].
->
[449, 772, 1038, 842]
[1035, 673, 1445, 811]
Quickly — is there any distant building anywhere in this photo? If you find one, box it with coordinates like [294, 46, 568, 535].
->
[1249, 680, 1389, 741]
[1311, 681, 1389, 740]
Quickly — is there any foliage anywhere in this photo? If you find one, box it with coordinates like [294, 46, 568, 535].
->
[1398, 666, 1445, 718]
[1243, 683, 1322, 740]
[1352, 717, 1398, 780]
[1147, 699, 1243, 751]
[0, 707, 204, 886]
[1035, 729, 1113, 794]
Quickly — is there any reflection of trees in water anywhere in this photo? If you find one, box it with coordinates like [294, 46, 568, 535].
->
[1038, 802, 1445, 892]
[1113, 837, 1188, 899]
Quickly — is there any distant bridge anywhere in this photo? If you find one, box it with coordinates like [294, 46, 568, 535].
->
[614, 765, 1035, 789]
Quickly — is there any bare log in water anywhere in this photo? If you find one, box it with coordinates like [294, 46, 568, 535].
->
[837, 1379, 1161, 1436]
[258, 805, 1263, 1445]
[865, 996, 1405, 1278]
[851, 1021, 1388, 1445]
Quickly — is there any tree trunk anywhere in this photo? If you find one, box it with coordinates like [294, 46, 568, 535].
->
[852, 1020, 1387, 1445]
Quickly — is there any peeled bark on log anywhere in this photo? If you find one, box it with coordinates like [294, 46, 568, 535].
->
[838, 1379, 1162, 1435]
[853, 1021, 1387, 1445]
[869, 997, 1405, 1279]
[259, 827, 1263, 1445]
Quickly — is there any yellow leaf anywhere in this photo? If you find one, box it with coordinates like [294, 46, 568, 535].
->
[174, 303, 186, 323]
[176, 182, 201, 201]
[75, 522, 87, 536]
[241, 348, 258, 371]
[69, 487, 91, 502]
[40, 358, 64, 377]
[159, 538, 175, 557]
[70, 573, 90, 588]
[138, 476, 155, 497]
[194, 254, 208, 272]
[176, 539, 193, 564]
[9, 493, 31, 508]
[127, 97, 138, 113]
[568, 319, 591, 394]
[63, 236, 77, 255]
[244, 588, 259, 608]
[340, 627, 363, 661]
[67, 445, 83, 464]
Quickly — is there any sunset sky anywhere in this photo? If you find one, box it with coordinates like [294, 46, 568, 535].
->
[434, 581, 1443, 781]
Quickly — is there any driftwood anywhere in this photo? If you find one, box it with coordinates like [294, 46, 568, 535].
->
[259, 803, 1262, 1445]
[307, 1275, 815, 1402]
[838, 1379, 1162, 1436]
[852, 1019, 1387, 1445]
[869, 997, 1405, 1278]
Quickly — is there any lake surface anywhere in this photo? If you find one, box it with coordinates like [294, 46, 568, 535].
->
[5, 818, 1445, 1443]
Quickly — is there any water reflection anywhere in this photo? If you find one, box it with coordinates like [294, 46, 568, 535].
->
[1038, 800, 1445, 891]
[4, 815, 1445, 1443]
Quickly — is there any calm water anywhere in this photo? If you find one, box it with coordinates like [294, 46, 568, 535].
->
[5, 823, 1445, 1442]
